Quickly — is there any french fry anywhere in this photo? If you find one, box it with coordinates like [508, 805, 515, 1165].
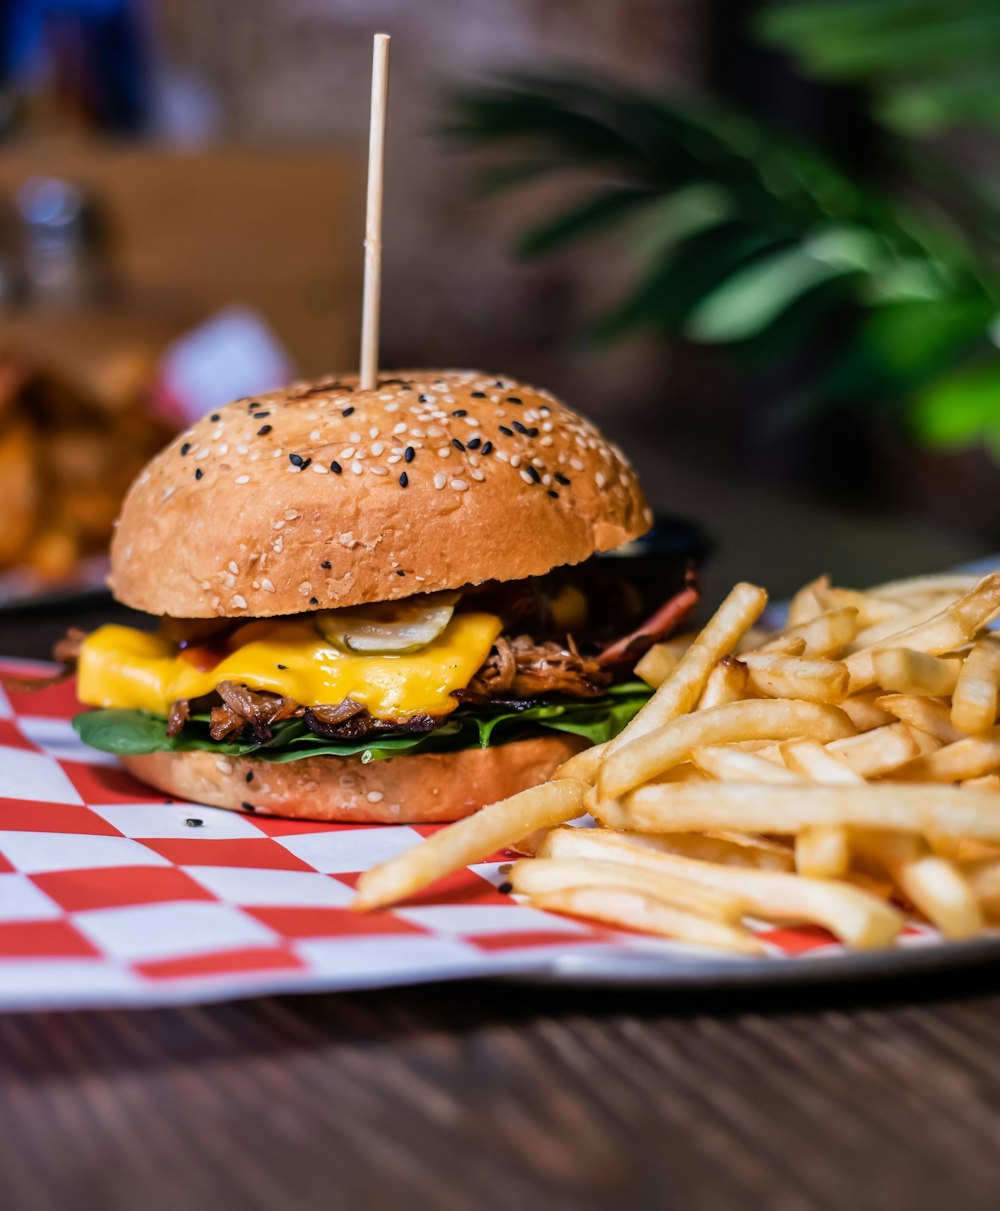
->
[526, 886, 765, 955]
[354, 780, 587, 910]
[613, 781, 1000, 842]
[871, 649, 963, 698]
[507, 857, 745, 922]
[758, 607, 860, 658]
[606, 829, 795, 872]
[814, 586, 907, 628]
[555, 742, 607, 784]
[905, 725, 942, 756]
[963, 774, 1000, 792]
[839, 692, 895, 732]
[741, 653, 849, 704]
[951, 635, 1000, 734]
[538, 827, 900, 948]
[795, 826, 850, 879]
[605, 582, 768, 756]
[874, 695, 964, 744]
[599, 699, 855, 801]
[845, 573, 1000, 692]
[869, 574, 982, 601]
[853, 830, 982, 939]
[891, 727, 1000, 783]
[690, 745, 802, 784]
[848, 598, 954, 652]
[695, 656, 750, 710]
[961, 856, 1000, 912]
[781, 739, 864, 785]
[634, 642, 680, 690]
[787, 576, 829, 626]
[826, 722, 919, 777]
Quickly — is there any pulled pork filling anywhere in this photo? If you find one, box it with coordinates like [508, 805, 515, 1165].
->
[50, 571, 699, 744]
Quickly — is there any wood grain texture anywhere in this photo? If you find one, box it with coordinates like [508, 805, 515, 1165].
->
[4, 975, 1000, 1210]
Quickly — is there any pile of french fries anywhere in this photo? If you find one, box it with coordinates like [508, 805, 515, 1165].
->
[354, 572, 1000, 955]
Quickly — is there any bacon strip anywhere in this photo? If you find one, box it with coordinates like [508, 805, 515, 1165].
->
[595, 573, 700, 668]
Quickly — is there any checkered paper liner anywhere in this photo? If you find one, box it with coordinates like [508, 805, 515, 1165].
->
[0, 661, 947, 1010]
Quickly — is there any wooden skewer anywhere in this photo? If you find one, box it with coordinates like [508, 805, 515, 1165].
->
[360, 32, 390, 392]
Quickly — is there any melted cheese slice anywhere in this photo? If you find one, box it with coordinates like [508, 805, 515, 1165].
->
[77, 613, 503, 720]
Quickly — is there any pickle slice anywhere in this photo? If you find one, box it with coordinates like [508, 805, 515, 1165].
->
[316, 591, 460, 655]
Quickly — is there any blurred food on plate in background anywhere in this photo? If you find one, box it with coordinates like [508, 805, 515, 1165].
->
[0, 344, 173, 583]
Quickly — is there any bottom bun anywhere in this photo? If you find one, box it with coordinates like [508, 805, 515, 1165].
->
[121, 733, 590, 824]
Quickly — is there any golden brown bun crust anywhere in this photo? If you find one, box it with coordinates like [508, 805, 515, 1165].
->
[121, 733, 588, 824]
[110, 371, 651, 618]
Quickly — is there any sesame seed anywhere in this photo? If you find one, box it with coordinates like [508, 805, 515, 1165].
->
[434, 473, 447, 490]
[467, 436, 481, 449]
[510, 454, 522, 468]
[396, 569, 405, 576]
[452, 409, 467, 417]
[349, 431, 362, 443]
[185, 817, 203, 828]
[438, 447, 451, 458]
[452, 438, 465, 452]
[228, 561, 239, 575]
[310, 596, 318, 605]
[340, 447, 356, 459]
[525, 465, 541, 483]
[330, 460, 342, 474]
[548, 489, 559, 498]
[351, 461, 362, 475]
[596, 471, 607, 488]
[241, 801, 256, 813]
[418, 394, 431, 403]
[470, 467, 486, 482]
[481, 441, 493, 456]
[246, 771, 254, 782]
[404, 446, 415, 463]
[261, 579, 275, 592]
[300, 457, 312, 469]
[210, 413, 220, 422]
[372, 442, 385, 456]
[321, 560, 332, 568]
[253, 411, 269, 419]
[499, 425, 513, 436]
[180, 442, 191, 456]
[519, 469, 535, 485]
[312, 462, 328, 473]
[450, 478, 469, 491]
[366, 790, 384, 803]
[289, 453, 304, 467]
[392, 422, 407, 435]
[194, 468, 203, 480]
[471, 391, 486, 398]
[232, 594, 247, 609]
[399, 471, 409, 487]
[370, 466, 388, 476]
[342, 406, 355, 417]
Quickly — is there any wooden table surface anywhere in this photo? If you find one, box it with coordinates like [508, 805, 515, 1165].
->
[5, 564, 1000, 1211]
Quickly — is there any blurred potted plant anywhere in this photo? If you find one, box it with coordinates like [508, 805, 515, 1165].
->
[443, 0, 1000, 529]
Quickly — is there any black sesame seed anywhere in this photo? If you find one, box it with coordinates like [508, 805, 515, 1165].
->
[299, 457, 312, 470]
[277, 663, 288, 670]
[180, 442, 191, 456]
[494, 379, 504, 387]
[452, 409, 467, 417]
[507, 396, 522, 405]
[540, 406, 551, 415]
[481, 441, 493, 456]
[512, 420, 528, 435]
[555, 473, 571, 486]
[527, 427, 539, 438]
[185, 817, 203, 828]
[548, 489, 559, 499]
[400, 384, 413, 391]
[310, 596, 318, 605]
[256, 424, 272, 436]
[245, 771, 254, 782]
[451, 438, 465, 452]
[418, 394, 431, 403]
[399, 471, 409, 487]
[252, 411, 270, 419]
[396, 569, 406, 576]
[330, 461, 342, 474]
[499, 426, 513, 437]
[471, 391, 486, 398]
[321, 560, 332, 569]
[498, 881, 513, 894]
[525, 465, 541, 483]
[210, 413, 220, 422]
[241, 801, 257, 813]
[289, 452, 304, 466]
[194, 467, 203, 480]
[404, 446, 415, 463]
[342, 405, 355, 417]
[467, 436, 481, 450]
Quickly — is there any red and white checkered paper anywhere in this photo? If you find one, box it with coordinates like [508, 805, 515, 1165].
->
[0, 662, 943, 1009]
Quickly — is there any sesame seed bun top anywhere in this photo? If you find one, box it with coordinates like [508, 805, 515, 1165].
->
[109, 370, 652, 618]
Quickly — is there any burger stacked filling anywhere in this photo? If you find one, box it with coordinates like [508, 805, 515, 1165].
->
[64, 563, 697, 764]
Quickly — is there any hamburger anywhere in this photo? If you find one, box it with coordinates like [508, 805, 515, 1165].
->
[65, 370, 697, 823]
